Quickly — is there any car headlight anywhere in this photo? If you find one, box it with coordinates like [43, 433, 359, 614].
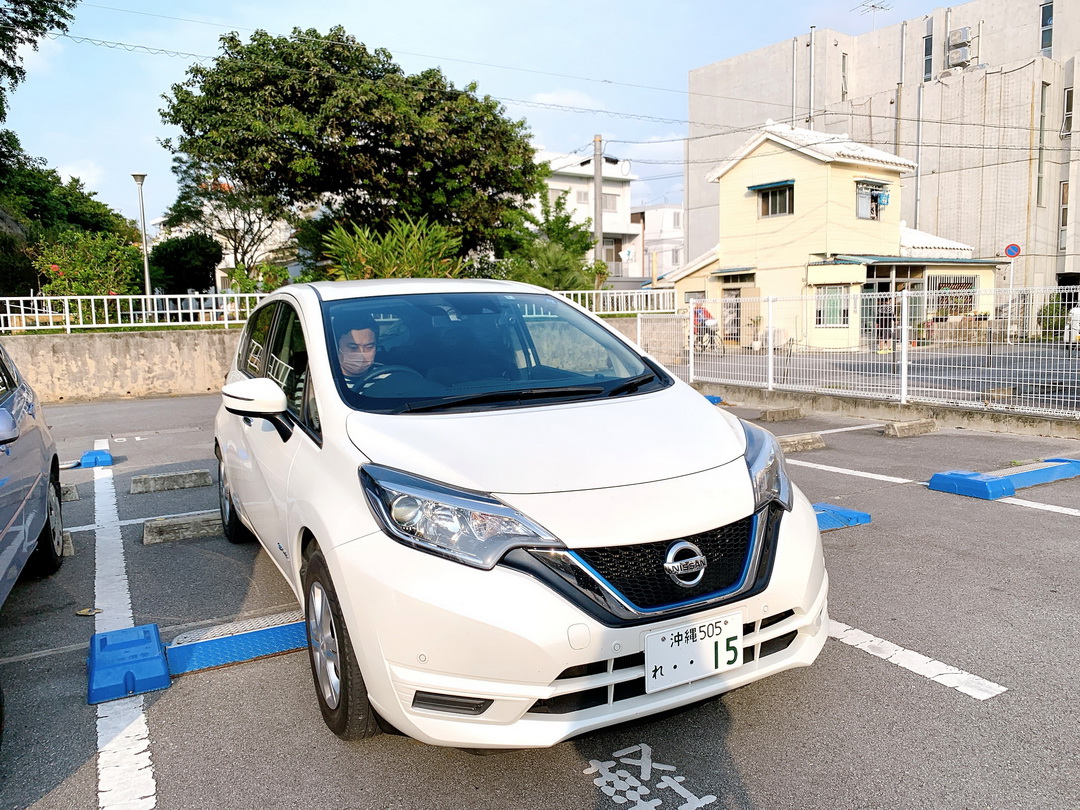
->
[360, 464, 563, 569]
[741, 420, 793, 511]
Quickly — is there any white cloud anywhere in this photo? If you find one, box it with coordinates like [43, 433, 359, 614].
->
[16, 35, 64, 77]
[57, 160, 105, 189]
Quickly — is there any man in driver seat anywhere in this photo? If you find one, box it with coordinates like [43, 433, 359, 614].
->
[337, 316, 386, 390]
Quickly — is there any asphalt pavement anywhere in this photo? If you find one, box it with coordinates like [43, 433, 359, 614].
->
[0, 394, 1077, 810]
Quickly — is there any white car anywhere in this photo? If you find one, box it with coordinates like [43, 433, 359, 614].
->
[215, 279, 828, 748]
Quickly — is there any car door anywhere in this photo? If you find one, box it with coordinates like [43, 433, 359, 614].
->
[0, 351, 44, 606]
[225, 302, 308, 570]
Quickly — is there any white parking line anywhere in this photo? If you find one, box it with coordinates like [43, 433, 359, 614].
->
[829, 620, 1007, 701]
[998, 497, 1080, 517]
[784, 423, 884, 436]
[786, 459, 913, 484]
[789, 458, 1080, 517]
[68, 509, 216, 534]
[92, 439, 156, 810]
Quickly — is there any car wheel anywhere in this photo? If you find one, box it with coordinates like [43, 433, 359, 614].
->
[304, 548, 379, 740]
[216, 446, 254, 544]
[27, 473, 63, 576]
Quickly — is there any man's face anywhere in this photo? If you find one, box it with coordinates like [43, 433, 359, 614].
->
[338, 328, 377, 376]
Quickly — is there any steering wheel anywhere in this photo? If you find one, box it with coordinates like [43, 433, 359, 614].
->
[366, 364, 424, 380]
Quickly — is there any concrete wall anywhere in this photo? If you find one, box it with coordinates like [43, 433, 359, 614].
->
[3, 330, 242, 403]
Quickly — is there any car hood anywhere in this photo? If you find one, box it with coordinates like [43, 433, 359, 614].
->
[345, 384, 747, 494]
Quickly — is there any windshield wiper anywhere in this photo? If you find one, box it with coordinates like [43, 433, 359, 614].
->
[606, 372, 656, 397]
[401, 385, 605, 413]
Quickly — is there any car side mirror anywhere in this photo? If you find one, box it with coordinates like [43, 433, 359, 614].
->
[0, 409, 18, 445]
[222, 378, 293, 441]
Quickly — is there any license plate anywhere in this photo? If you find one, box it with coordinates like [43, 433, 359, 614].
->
[643, 611, 743, 694]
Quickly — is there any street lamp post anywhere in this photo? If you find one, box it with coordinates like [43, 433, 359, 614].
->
[131, 173, 151, 298]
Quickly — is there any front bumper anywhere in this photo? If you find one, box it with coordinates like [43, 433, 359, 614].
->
[329, 491, 828, 748]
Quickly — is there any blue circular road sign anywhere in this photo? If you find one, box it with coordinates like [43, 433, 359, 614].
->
[1004, 244, 1021, 258]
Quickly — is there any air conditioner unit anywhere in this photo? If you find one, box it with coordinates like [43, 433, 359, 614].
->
[949, 27, 972, 47]
[949, 46, 971, 67]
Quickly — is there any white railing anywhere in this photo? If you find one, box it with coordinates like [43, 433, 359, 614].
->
[0, 293, 268, 333]
[559, 288, 676, 314]
[639, 286, 1080, 421]
[0, 288, 675, 333]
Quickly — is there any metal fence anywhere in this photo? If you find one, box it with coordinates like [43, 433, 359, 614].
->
[643, 286, 1080, 421]
[0, 294, 267, 333]
[0, 288, 676, 334]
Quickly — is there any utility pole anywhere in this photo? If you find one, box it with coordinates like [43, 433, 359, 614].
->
[593, 134, 604, 264]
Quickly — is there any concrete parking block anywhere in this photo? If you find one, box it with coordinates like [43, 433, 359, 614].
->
[778, 432, 826, 453]
[62, 531, 74, 557]
[61, 484, 79, 502]
[760, 407, 804, 422]
[883, 418, 937, 438]
[143, 512, 222, 545]
[130, 470, 213, 495]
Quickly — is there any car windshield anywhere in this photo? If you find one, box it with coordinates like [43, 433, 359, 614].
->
[322, 291, 671, 414]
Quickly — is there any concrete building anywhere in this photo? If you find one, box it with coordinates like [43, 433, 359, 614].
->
[630, 203, 685, 287]
[669, 125, 1000, 349]
[537, 149, 645, 289]
[686, 0, 1075, 293]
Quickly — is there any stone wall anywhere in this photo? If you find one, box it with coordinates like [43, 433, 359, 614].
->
[2, 330, 243, 403]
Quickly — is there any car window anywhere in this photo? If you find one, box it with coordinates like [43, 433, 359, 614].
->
[240, 303, 278, 377]
[321, 292, 671, 414]
[266, 305, 309, 410]
[0, 351, 16, 401]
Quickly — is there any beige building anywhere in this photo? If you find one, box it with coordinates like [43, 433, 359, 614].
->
[686, 0, 1075, 293]
[669, 125, 1001, 349]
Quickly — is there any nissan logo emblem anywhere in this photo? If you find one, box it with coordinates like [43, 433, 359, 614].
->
[663, 540, 708, 588]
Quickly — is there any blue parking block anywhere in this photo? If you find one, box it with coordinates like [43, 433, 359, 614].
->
[813, 503, 871, 532]
[927, 470, 1015, 500]
[87, 624, 171, 704]
[79, 449, 114, 468]
[166, 621, 307, 676]
[703, 395, 724, 405]
[928, 458, 1080, 500]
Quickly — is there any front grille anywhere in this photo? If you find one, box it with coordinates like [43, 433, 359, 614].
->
[572, 515, 755, 609]
[527, 610, 799, 715]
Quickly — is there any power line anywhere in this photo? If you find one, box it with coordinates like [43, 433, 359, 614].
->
[70, 5, 1067, 139]
[46, 30, 1069, 179]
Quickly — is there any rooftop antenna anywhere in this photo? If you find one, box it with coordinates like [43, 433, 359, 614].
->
[851, 0, 893, 29]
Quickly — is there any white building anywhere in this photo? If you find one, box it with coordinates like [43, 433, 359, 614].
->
[686, 0, 1077, 290]
[629, 203, 685, 287]
[537, 149, 646, 289]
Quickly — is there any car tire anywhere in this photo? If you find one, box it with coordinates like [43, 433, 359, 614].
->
[27, 473, 63, 577]
[216, 446, 254, 544]
[303, 548, 379, 740]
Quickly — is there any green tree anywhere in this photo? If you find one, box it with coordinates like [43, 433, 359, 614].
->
[0, 130, 136, 239]
[0, 1, 78, 122]
[160, 26, 544, 255]
[163, 155, 295, 271]
[149, 232, 223, 293]
[497, 191, 600, 290]
[32, 230, 142, 295]
[322, 216, 464, 280]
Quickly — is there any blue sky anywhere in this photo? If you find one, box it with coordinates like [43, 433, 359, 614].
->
[8, 0, 936, 228]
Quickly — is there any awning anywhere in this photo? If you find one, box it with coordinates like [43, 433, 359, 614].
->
[710, 266, 756, 276]
[833, 255, 1003, 266]
[747, 179, 795, 192]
